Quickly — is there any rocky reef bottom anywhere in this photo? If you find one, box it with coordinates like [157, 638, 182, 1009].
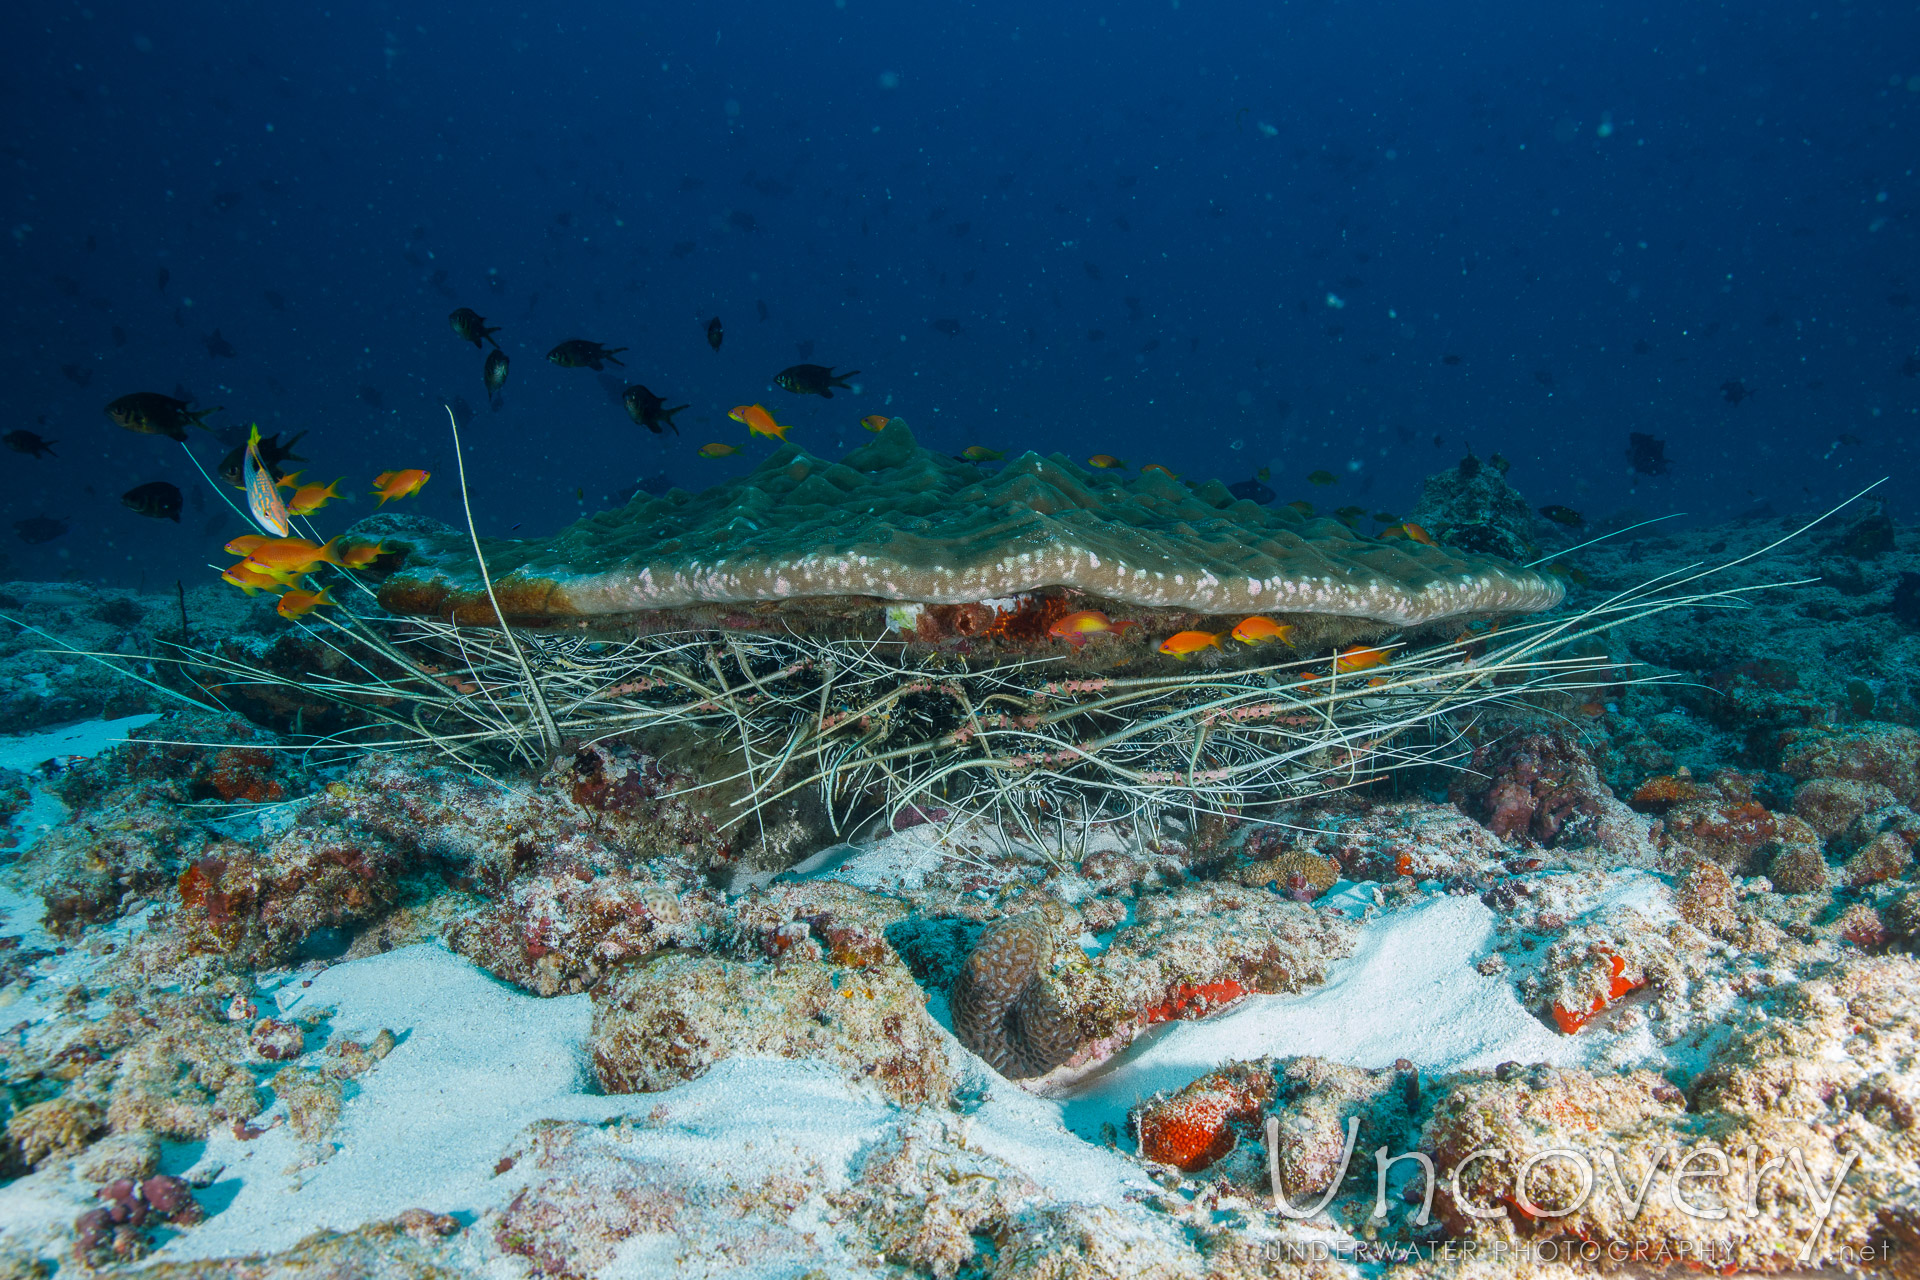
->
[1, 503, 1918, 1279]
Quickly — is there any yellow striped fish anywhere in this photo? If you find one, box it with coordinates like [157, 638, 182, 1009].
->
[244, 424, 292, 537]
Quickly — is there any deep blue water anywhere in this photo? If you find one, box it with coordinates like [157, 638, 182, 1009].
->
[4, 0, 1917, 587]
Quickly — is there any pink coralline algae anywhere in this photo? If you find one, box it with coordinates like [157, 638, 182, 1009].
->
[73, 1174, 204, 1267]
[1453, 731, 1606, 845]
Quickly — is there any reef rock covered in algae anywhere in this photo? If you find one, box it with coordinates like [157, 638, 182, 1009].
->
[374, 420, 1562, 628]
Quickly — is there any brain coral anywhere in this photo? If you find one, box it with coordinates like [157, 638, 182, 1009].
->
[378, 420, 1561, 626]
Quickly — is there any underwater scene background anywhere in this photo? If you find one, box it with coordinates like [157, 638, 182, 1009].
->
[4, 2, 1920, 1278]
[3, 0, 1919, 581]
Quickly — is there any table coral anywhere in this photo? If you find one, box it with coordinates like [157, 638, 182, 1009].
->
[376, 420, 1562, 627]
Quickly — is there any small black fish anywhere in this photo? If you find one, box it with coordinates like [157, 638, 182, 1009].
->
[755, 299, 769, 321]
[1226, 478, 1275, 505]
[932, 318, 962, 337]
[3, 430, 56, 458]
[1626, 432, 1670, 476]
[484, 348, 510, 401]
[217, 429, 306, 488]
[622, 385, 687, 435]
[1538, 504, 1586, 527]
[1441, 354, 1462, 366]
[449, 307, 501, 349]
[155, 267, 170, 292]
[706, 316, 723, 351]
[547, 339, 627, 370]
[1719, 379, 1750, 405]
[122, 480, 183, 522]
[105, 392, 222, 442]
[62, 362, 93, 387]
[774, 364, 858, 398]
[1632, 339, 1651, 355]
[1902, 355, 1920, 377]
[14, 516, 68, 545]
[204, 329, 237, 358]
[1488, 452, 1511, 475]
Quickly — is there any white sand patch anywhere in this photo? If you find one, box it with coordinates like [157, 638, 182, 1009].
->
[162, 943, 623, 1261]
[1057, 892, 1587, 1136]
[0, 712, 161, 775]
[154, 941, 1154, 1266]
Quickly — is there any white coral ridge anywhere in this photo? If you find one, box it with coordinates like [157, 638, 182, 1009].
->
[577, 551, 1561, 623]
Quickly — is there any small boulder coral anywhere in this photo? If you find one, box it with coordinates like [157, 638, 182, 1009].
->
[1230, 849, 1339, 901]
[1674, 859, 1737, 936]
[947, 905, 1079, 1081]
[588, 951, 953, 1106]
[1792, 776, 1899, 840]
[5, 1094, 105, 1166]
[1847, 831, 1914, 887]
[1778, 722, 1920, 806]
[1768, 844, 1833, 894]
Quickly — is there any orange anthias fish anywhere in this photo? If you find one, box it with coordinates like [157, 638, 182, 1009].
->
[1380, 522, 1438, 546]
[224, 533, 271, 558]
[243, 536, 343, 574]
[860, 414, 890, 432]
[1159, 630, 1224, 659]
[287, 476, 345, 517]
[729, 403, 792, 441]
[1140, 463, 1180, 479]
[334, 539, 388, 569]
[276, 585, 337, 620]
[221, 562, 299, 596]
[1230, 617, 1296, 647]
[1332, 644, 1393, 674]
[372, 469, 430, 506]
[1046, 610, 1139, 649]
[1086, 454, 1127, 470]
[698, 442, 740, 459]
[243, 425, 292, 537]
[274, 471, 304, 491]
